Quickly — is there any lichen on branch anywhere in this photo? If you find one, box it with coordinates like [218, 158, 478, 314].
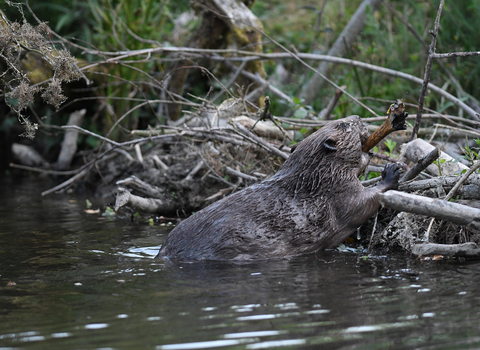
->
[0, 4, 82, 139]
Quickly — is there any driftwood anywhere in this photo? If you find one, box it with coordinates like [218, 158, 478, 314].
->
[116, 176, 165, 199]
[232, 116, 294, 140]
[11, 143, 47, 167]
[411, 242, 480, 257]
[400, 138, 469, 176]
[444, 160, 480, 201]
[57, 109, 86, 170]
[377, 190, 480, 230]
[115, 187, 178, 214]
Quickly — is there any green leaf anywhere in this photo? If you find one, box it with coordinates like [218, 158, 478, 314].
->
[384, 139, 397, 153]
[294, 108, 308, 119]
[292, 97, 302, 105]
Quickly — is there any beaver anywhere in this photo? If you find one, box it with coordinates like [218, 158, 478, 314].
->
[156, 115, 401, 261]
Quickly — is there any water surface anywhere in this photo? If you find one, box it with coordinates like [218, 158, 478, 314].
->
[1, 176, 480, 349]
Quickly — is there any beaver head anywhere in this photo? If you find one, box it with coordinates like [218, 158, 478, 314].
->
[276, 115, 370, 193]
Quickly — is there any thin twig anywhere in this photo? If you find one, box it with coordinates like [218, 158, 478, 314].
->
[234, 122, 289, 160]
[41, 166, 93, 196]
[62, 125, 121, 146]
[9, 163, 80, 175]
[431, 123, 480, 138]
[211, 60, 248, 103]
[226, 167, 258, 182]
[218, 56, 293, 104]
[411, 0, 445, 141]
[367, 211, 379, 252]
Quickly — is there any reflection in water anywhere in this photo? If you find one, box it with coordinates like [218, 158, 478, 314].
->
[1, 177, 480, 349]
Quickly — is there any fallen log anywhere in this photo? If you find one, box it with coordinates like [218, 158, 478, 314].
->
[377, 190, 480, 230]
[411, 242, 480, 257]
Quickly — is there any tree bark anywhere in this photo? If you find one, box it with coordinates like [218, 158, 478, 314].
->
[166, 0, 265, 120]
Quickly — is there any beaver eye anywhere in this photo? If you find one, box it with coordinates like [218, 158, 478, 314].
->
[323, 137, 337, 151]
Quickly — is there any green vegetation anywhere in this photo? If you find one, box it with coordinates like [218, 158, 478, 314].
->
[462, 138, 480, 166]
[0, 0, 479, 163]
[384, 139, 397, 157]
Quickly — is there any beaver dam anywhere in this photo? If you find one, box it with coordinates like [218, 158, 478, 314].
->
[10, 96, 480, 260]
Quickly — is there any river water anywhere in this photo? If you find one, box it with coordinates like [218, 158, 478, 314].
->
[1, 175, 480, 349]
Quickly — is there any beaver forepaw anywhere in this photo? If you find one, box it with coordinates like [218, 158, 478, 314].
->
[381, 163, 401, 190]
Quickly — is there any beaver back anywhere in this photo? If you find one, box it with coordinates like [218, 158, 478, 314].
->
[157, 116, 373, 261]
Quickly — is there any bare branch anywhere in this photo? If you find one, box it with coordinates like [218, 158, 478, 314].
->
[79, 45, 479, 119]
[411, 0, 445, 141]
[432, 51, 480, 59]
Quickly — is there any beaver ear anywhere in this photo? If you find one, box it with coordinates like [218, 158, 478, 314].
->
[323, 137, 337, 151]
[290, 143, 298, 153]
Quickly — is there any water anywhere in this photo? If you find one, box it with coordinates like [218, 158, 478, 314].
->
[1, 176, 480, 349]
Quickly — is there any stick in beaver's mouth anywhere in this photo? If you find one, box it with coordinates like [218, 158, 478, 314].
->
[362, 99, 408, 153]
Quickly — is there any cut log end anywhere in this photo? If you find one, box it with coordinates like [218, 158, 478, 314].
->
[362, 99, 408, 153]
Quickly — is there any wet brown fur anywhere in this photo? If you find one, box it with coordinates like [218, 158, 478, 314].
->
[156, 116, 399, 261]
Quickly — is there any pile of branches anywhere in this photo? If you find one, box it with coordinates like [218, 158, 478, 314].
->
[6, 0, 480, 258]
